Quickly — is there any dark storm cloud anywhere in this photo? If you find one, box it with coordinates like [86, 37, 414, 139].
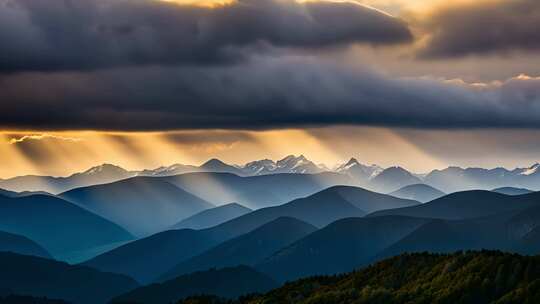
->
[0, 57, 539, 131]
[420, 0, 540, 58]
[0, 0, 412, 72]
[7, 134, 82, 164]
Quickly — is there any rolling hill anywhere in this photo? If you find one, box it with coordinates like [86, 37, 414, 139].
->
[111, 266, 277, 304]
[0, 164, 135, 194]
[163, 172, 356, 209]
[0, 194, 133, 259]
[0, 252, 138, 304]
[370, 166, 423, 193]
[159, 217, 317, 282]
[0, 230, 51, 259]
[83, 186, 381, 282]
[61, 177, 214, 236]
[172, 203, 252, 230]
[390, 184, 445, 203]
[492, 187, 534, 196]
[182, 251, 540, 304]
[256, 216, 431, 282]
[368, 190, 540, 220]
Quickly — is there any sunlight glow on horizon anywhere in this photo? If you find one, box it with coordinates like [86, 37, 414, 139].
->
[0, 127, 524, 179]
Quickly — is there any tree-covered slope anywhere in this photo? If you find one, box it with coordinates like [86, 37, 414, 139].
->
[179, 251, 540, 304]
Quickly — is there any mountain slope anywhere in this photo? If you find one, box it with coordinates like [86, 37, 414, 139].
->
[172, 203, 252, 230]
[0, 230, 51, 259]
[187, 251, 540, 304]
[0, 252, 138, 304]
[160, 217, 317, 282]
[374, 216, 512, 261]
[369, 190, 540, 220]
[0, 194, 132, 259]
[0, 188, 18, 198]
[334, 158, 382, 184]
[61, 177, 214, 236]
[82, 229, 220, 284]
[0, 164, 135, 194]
[318, 186, 420, 213]
[200, 159, 245, 176]
[492, 187, 534, 196]
[372, 203, 540, 261]
[370, 166, 422, 192]
[83, 186, 367, 283]
[390, 183, 446, 202]
[138, 163, 199, 177]
[242, 155, 324, 176]
[256, 216, 431, 282]
[111, 266, 277, 304]
[422, 165, 540, 193]
[163, 172, 355, 209]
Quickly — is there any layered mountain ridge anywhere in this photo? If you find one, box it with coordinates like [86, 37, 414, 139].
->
[3, 156, 540, 194]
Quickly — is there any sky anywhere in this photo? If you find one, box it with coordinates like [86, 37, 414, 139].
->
[1, 0, 540, 178]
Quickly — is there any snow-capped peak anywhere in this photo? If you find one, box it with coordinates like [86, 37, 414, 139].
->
[335, 158, 360, 171]
[83, 163, 127, 175]
[334, 158, 384, 180]
[521, 163, 540, 176]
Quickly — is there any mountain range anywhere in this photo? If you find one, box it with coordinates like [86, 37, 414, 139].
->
[3, 155, 540, 303]
[111, 266, 277, 304]
[0, 252, 138, 304]
[389, 183, 446, 202]
[0, 193, 133, 260]
[82, 185, 418, 283]
[60, 177, 214, 237]
[2, 156, 540, 194]
[159, 217, 317, 282]
[172, 203, 252, 230]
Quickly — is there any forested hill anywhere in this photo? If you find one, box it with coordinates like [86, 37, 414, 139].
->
[177, 251, 540, 304]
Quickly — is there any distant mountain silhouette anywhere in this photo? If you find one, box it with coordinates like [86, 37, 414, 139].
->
[7, 160, 540, 195]
[370, 167, 422, 193]
[200, 159, 245, 176]
[0, 194, 132, 259]
[163, 172, 355, 209]
[492, 187, 534, 196]
[61, 177, 213, 236]
[83, 186, 375, 282]
[390, 184, 445, 202]
[373, 203, 540, 261]
[231, 186, 366, 228]
[424, 164, 540, 192]
[172, 203, 252, 230]
[256, 216, 430, 282]
[111, 266, 277, 304]
[369, 190, 540, 220]
[160, 217, 317, 282]
[318, 186, 420, 213]
[0, 164, 135, 194]
[0, 189, 54, 198]
[0, 252, 138, 304]
[373, 217, 510, 261]
[0, 188, 18, 198]
[138, 163, 199, 177]
[189, 251, 540, 304]
[0, 230, 51, 258]
[83, 229, 220, 283]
